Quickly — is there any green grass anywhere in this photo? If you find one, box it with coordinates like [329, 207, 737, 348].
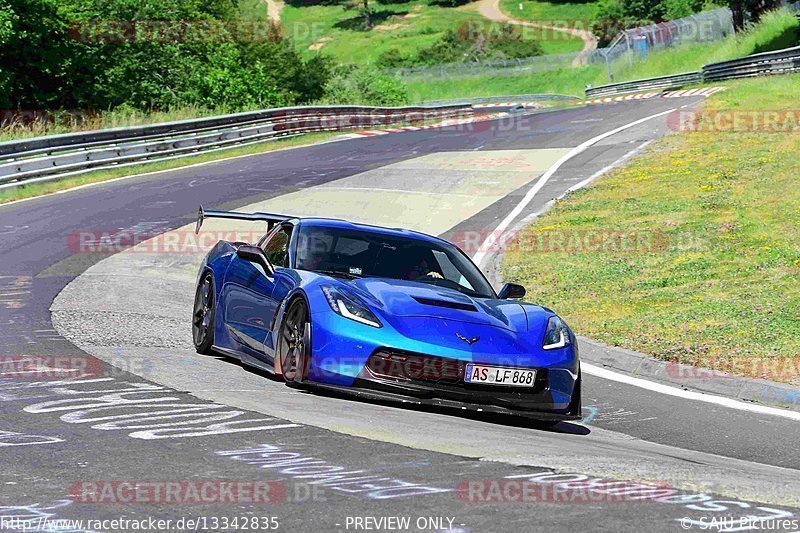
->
[500, 0, 598, 24]
[494, 0, 590, 55]
[261, 0, 577, 63]
[534, 32, 585, 54]
[407, 63, 601, 101]
[279, 1, 489, 63]
[496, 0, 596, 54]
[501, 73, 800, 384]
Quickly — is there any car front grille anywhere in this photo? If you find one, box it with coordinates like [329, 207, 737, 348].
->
[365, 349, 467, 384]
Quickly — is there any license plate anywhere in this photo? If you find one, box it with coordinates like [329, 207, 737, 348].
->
[464, 364, 536, 387]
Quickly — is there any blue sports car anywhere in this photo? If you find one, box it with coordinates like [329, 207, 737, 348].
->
[192, 207, 581, 423]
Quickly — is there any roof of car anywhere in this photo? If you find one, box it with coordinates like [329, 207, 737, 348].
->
[295, 218, 450, 247]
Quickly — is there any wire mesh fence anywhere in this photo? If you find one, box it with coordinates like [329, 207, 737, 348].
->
[391, 8, 736, 82]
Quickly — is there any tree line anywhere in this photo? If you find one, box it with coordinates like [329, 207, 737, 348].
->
[0, 0, 407, 113]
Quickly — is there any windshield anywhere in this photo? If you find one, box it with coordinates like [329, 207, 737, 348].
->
[295, 225, 495, 298]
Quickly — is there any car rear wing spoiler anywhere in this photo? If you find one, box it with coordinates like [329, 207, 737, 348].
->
[195, 205, 292, 234]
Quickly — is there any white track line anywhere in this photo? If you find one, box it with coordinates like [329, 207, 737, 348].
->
[469, 104, 800, 421]
[564, 139, 652, 194]
[584, 363, 800, 422]
[471, 107, 676, 267]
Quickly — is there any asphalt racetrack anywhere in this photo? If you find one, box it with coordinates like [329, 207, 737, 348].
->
[1, 98, 799, 532]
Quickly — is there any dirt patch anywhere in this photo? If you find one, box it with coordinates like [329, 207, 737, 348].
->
[474, 0, 598, 65]
[308, 36, 332, 51]
[374, 22, 405, 31]
[264, 0, 285, 21]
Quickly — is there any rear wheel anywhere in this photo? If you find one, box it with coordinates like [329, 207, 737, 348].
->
[192, 273, 215, 354]
[278, 299, 310, 383]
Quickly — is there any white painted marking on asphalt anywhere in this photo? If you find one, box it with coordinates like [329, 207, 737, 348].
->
[583, 363, 800, 422]
[564, 139, 653, 194]
[471, 107, 677, 267]
[467, 103, 800, 421]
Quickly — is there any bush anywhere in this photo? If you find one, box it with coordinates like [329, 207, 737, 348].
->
[663, 0, 706, 19]
[385, 23, 543, 67]
[376, 48, 414, 68]
[594, 0, 709, 43]
[0, 0, 333, 113]
[320, 65, 409, 106]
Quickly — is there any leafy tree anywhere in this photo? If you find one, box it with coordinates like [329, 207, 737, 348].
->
[0, 0, 78, 109]
[0, 0, 338, 112]
[346, 0, 373, 30]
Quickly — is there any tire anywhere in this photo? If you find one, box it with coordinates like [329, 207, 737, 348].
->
[192, 272, 215, 354]
[277, 299, 310, 383]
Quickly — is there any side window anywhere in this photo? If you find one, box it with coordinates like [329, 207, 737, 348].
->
[260, 226, 292, 268]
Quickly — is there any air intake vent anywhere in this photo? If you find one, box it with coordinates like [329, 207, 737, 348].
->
[413, 297, 477, 312]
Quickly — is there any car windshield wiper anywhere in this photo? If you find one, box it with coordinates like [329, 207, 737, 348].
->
[315, 269, 362, 280]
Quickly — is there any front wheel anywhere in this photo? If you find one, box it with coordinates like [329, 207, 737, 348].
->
[277, 299, 310, 383]
[192, 273, 215, 354]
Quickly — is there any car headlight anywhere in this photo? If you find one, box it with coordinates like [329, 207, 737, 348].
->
[322, 286, 382, 328]
[542, 316, 571, 350]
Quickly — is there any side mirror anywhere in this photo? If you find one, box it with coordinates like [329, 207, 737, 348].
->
[498, 282, 526, 300]
[236, 245, 275, 276]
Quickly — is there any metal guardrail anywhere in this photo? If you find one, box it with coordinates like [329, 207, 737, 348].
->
[0, 104, 471, 188]
[585, 71, 703, 98]
[584, 45, 800, 98]
[702, 45, 800, 81]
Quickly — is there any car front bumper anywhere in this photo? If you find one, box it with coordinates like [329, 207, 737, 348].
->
[302, 348, 581, 421]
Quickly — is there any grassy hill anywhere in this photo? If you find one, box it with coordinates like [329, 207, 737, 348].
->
[243, 0, 586, 65]
[406, 9, 800, 101]
[281, 1, 500, 62]
[500, 0, 599, 22]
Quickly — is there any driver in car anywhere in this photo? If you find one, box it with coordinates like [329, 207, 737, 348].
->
[401, 250, 444, 281]
[300, 234, 332, 271]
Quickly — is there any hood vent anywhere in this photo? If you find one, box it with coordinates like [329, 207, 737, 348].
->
[413, 296, 477, 312]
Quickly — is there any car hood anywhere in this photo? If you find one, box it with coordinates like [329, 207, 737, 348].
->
[343, 277, 529, 332]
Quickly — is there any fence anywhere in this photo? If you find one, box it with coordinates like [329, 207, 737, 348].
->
[392, 8, 735, 81]
[0, 105, 471, 189]
[420, 94, 580, 106]
[392, 51, 590, 79]
[585, 44, 800, 96]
